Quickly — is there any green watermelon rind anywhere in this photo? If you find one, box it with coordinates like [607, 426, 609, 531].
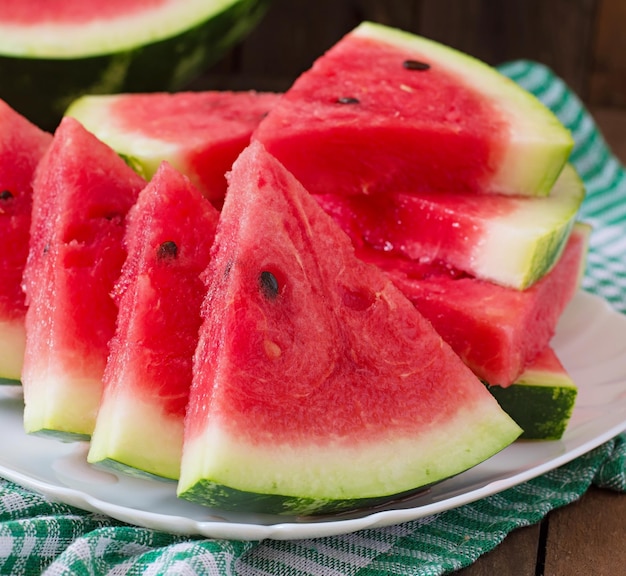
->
[177, 403, 521, 515]
[487, 369, 577, 441]
[353, 22, 574, 197]
[0, 0, 270, 129]
[473, 164, 585, 289]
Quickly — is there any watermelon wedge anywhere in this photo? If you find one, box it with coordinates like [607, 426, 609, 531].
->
[487, 346, 577, 441]
[177, 141, 522, 515]
[362, 222, 590, 386]
[317, 164, 585, 290]
[65, 91, 281, 207]
[0, 0, 270, 129]
[0, 101, 51, 383]
[254, 22, 574, 199]
[21, 117, 146, 439]
[89, 162, 220, 480]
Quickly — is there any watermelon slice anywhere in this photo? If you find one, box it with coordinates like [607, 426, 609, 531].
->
[487, 346, 577, 441]
[254, 22, 573, 199]
[177, 141, 522, 515]
[88, 162, 219, 480]
[363, 222, 590, 386]
[21, 117, 146, 439]
[317, 164, 585, 290]
[65, 91, 281, 207]
[0, 0, 270, 129]
[0, 101, 51, 383]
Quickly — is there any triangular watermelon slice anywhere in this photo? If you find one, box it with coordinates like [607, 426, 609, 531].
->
[22, 117, 146, 439]
[0, 100, 51, 383]
[177, 141, 522, 515]
[89, 162, 220, 480]
[254, 22, 573, 198]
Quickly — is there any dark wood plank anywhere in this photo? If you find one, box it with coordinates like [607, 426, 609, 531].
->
[543, 487, 626, 576]
[416, 0, 598, 99]
[454, 523, 541, 576]
[589, 0, 626, 107]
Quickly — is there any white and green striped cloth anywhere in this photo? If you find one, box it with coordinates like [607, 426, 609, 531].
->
[1, 61, 625, 576]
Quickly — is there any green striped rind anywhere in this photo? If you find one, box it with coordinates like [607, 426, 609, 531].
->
[354, 22, 574, 197]
[486, 369, 577, 440]
[0, 0, 270, 129]
[0, 377, 20, 385]
[91, 458, 178, 483]
[475, 164, 585, 289]
[179, 478, 432, 516]
[178, 403, 521, 515]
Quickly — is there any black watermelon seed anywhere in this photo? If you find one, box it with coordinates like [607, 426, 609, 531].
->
[259, 270, 280, 299]
[0, 190, 13, 200]
[336, 97, 360, 104]
[157, 241, 178, 260]
[403, 59, 430, 71]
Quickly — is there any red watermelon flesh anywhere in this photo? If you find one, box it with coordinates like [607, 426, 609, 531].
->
[22, 116, 146, 439]
[177, 141, 521, 515]
[360, 222, 590, 386]
[66, 91, 281, 208]
[88, 161, 219, 479]
[0, 1, 170, 24]
[254, 22, 573, 199]
[0, 100, 51, 382]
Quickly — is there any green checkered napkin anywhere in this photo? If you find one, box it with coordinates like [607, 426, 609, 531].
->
[1, 61, 625, 576]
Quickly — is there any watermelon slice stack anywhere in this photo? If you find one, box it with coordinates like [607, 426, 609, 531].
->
[0, 20, 593, 515]
[252, 21, 588, 438]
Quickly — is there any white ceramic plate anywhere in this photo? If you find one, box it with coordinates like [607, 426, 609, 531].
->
[1, 290, 625, 541]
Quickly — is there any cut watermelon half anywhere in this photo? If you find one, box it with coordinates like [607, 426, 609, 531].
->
[177, 141, 521, 515]
[89, 162, 220, 480]
[363, 222, 590, 386]
[0, 0, 270, 129]
[0, 100, 51, 383]
[487, 346, 577, 441]
[65, 90, 281, 207]
[317, 164, 585, 290]
[255, 22, 573, 199]
[21, 117, 146, 439]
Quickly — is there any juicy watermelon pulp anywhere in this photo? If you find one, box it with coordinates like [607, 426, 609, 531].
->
[88, 161, 220, 479]
[0, 101, 51, 382]
[254, 22, 573, 199]
[21, 117, 146, 439]
[177, 141, 522, 515]
[362, 223, 589, 386]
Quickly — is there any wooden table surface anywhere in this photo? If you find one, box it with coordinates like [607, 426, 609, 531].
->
[456, 108, 626, 576]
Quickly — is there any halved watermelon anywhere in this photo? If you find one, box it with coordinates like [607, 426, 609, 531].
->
[317, 164, 585, 290]
[487, 346, 577, 440]
[177, 141, 522, 515]
[89, 162, 219, 480]
[362, 222, 590, 386]
[65, 90, 281, 207]
[0, 0, 270, 129]
[0, 101, 51, 383]
[21, 117, 146, 439]
[254, 22, 573, 199]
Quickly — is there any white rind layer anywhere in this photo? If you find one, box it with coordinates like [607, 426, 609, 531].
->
[22, 373, 102, 437]
[353, 22, 574, 197]
[0, 319, 25, 381]
[0, 0, 240, 58]
[89, 387, 184, 480]
[178, 400, 522, 502]
[473, 164, 585, 288]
